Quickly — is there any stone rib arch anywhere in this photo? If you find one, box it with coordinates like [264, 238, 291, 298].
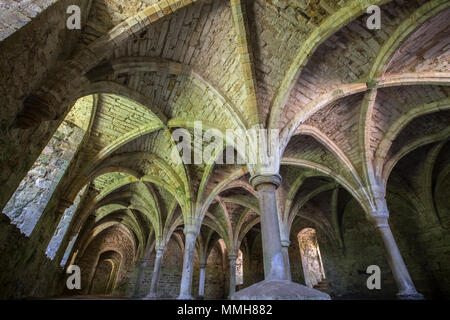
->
[369, 0, 450, 78]
[374, 99, 450, 179]
[268, 0, 392, 130]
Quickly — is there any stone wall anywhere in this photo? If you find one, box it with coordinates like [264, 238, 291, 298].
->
[286, 183, 450, 300]
[3, 120, 85, 237]
[315, 200, 397, 299]
[0, 214, 64, 299]
[125, 238, 185, 299]
[243, 236, 264, 289]
[76, 226, 135, 296]
[90, 259, 113, 295]
[387, 192, 450, 299]
[127, 238, 226, 299]
[0, 0, 89, 212]
[199, 245, 226, 299]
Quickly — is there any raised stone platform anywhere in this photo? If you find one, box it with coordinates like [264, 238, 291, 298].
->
[231, 280, 331, 300]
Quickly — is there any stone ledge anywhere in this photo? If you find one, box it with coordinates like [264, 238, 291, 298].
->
[231, 280, 331, 300]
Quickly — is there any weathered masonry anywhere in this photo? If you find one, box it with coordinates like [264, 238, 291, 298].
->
[0, 0, 449, 300]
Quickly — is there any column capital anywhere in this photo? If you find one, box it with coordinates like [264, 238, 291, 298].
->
[228, 254, 238, 261]
[367, 197, 390, 225]
[155, 248, 165, 258]
[369, 215, 390, 229]
[155, 243, 166, 252]
[183, 225, 200, 237]
[250, 173, 282, 189]
[281, 240, 291, 248]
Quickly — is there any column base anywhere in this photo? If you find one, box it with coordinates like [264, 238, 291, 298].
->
[396, 292, 424, 300]
[142, 293, 158, 300]
[197, 295, 204, 300]
[230, 280, 331, 300]
[177, 294, 194, 300]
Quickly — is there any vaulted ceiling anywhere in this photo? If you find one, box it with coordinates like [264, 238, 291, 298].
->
[1, 0, 449, 262]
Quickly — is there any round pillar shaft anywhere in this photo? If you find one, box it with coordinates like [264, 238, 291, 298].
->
[250, 174, 286, 281]
[281, 241, 292, 281]
[228, 255, 237, 298]
[198, 264, 206, 298]
[146, 248, 164, 298]
[372, 215, 422, 298]
[178, 229, 197, 299]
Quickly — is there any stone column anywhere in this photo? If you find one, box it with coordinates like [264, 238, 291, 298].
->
[249, 174, 286, 280]
[178, 226, 198, 299]
[228, 254, 237, 298]
[145, 247, 165, 299]
[369, 197, 423, 299]
[198, 263, 206, 299]
[281, 240, 292, 281]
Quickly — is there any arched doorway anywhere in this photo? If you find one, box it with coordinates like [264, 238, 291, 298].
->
[89, 251, 121, 295]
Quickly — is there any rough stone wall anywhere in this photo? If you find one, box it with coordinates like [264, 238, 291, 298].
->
[289, 236, 306, 285]
[0, 0, 88, 211]
[0, 214, 64, 299]
[301, 200, 397, 299]
[76, 226, 135, 296]
[126, 239, 226, 299]
[0, 0, 58, 41]
[203, 246, 226, 299]
[286, 185, 450, 300]
[243, 236, 264, 288]
[126, 255, 155, 298]
[124, 238, 183, 298]
[0, 108, 88, 299]
[3, 120, 85, 236]
[158, 239, 184, 298]
[387, 192, 450, 299]
[90, 260, 113, 295]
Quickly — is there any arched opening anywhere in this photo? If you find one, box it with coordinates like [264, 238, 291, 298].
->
[60, 233, 79, 267]
[297, 228, 326, 289]
[2, 96, 93, 236]
[89, 251, 122, 295]
[46, 186, 87, 260]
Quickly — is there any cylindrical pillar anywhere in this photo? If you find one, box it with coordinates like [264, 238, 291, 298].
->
[198, 263, 206, 299]
[371, 215, 423, 299]
[177, 227, 198, 299]
[249, 174, 286, 280]
[146, 248, 164, 298]
[228, 255, 237, 298]
[281, 240, 292, 281]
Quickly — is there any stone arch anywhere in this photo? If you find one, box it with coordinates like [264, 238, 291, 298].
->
[2, 96, 94, 236]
